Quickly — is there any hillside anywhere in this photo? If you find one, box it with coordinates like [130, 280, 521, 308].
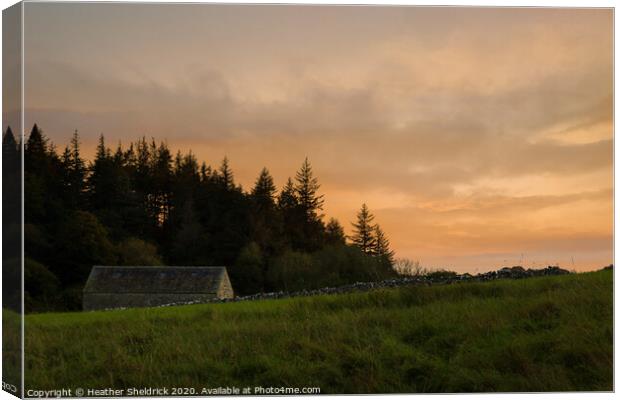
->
[22, 270, 612, 393]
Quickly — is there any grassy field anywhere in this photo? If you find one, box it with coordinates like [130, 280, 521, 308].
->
[21, 270, 612, 393]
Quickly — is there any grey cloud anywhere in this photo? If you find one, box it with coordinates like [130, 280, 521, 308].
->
[23, 58, 612, 200]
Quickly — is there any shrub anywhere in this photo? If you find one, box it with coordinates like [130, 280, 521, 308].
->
[116, 237, 163, 266]
[394, 258, 426, 276]
[230, 242, 264, 295]
[53, 211, 116, 284]
[24, 258, 61, 312]
[266, 250, 315, 292]
[265, 245, 396, 293]
[426, 269, 458, 280]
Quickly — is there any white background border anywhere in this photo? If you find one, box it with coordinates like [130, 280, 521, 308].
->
[0, 1, 616, 399]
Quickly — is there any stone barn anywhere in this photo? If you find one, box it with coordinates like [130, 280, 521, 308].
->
[83, 266, 234, 311]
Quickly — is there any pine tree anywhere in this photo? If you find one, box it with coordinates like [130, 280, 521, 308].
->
[123, 143, 137, 173]
[219, 156, 234, 190]
[174, 150, 183, 172]
[3, 126, 17, 149]
[26, 124, 46, 152]
[278, 177, 298, 210]
[94, 134, 110, 160]
[135, 137, 150, 178]
[150, 141, 173, 226]
[87, 134, 114, 210]
[374, 224, 395, 265]
[351, 203, 376, 254]
[199, 162, 211, 182]
[113, 142, 124, 164]
[3, 126, 18, 166]
[170, 199, 206, 264]
[249, 168, 282, 255]
[61, 130, 87, 209]
[294, 157, 324, 220]
[69, 130, 86, 178]
[25, 124, 48, 172]
[3, 126, 20, 229]
[252, 167, 276, 205]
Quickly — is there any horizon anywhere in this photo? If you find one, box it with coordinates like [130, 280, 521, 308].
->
[4, 3, 613, 272]
[8, 121, 611, 273]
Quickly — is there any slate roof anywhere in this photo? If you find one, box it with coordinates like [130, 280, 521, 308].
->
[83, 266, 228, 294]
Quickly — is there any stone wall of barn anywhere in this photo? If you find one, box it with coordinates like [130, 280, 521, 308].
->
[217, 273, 234, 299]
[83, 293, 219, 311]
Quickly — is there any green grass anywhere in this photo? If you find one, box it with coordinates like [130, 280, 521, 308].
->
[2, 309, 22, 393]
[21, 270, 612, 393]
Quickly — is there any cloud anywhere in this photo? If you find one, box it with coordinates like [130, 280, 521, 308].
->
[20, 5, 612, 271]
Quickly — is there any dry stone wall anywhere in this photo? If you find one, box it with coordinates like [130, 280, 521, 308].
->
[127, 265, 577, 311]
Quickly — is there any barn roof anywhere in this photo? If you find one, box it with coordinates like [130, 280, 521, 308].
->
[83, 266, 229, 294]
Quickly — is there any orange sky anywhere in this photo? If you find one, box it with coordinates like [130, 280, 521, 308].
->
[8, 4, 613, 272]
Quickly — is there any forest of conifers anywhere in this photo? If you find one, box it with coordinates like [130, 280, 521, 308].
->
[3, 125, 397, 312]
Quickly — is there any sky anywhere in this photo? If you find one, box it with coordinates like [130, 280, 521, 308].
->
[10, 3, 613, 272]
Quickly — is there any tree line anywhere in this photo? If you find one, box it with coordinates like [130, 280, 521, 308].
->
[4, 124, 397, 312]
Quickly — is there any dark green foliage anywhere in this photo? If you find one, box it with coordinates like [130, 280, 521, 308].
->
[22, 124, 397, 311]
[266, 250, 315, 292]
[25, 258, 60, 312]
[3, 127, 22, 311]
[249, 168, 283, 257]
[21, 271, 613, 392]
[311, 244, 397, 284]
[61, 130, 87, 209]
[231, 242, 264, 295]
[3, 126, 19, 167]
[277, 177, 307, 250]
[24, 124, 65, 226]
[116, 238, 163, 266]
[266, 245, 396, 292]
[350, 203, 376, 254]
[52, 211, 116, 286]
[293, 158, 327, 251]
[169, 200, 208, 265]
[252, 167, 276, 202]
[25, 124, 47, 171]
[374, 225, 395, 266]
[295, 157, 324, 219]
[218, 157, 235, 190]
[87, 135, 137, 240]
[325, 218, 346, 245]
[349, 205, 396, 268]
[427, 269, 459, 280]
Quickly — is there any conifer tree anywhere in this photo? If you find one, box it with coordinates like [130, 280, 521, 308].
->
[87, 134, 114, 210]
[199, 162, 211, 182]
[278, 177, 298, 210]
[135, 137, 150, 177]
[249, 168, 282, 255]
[61, 130, 87, 209]
[252, 167, 276, 206]
[3, 126, 18, 166]
[69, 130, 86, 179]
[150, 141, 173, 226]
[351, 203, 376, 254]
[113, 142, 124, 164]
[170, 199, 205, 264]
[294, 157, 324, 220]
[325, 217, 346, 245]
[219, 156, 234, 190]
[374, 224, 395, 265]
[25, 124, 48, 171]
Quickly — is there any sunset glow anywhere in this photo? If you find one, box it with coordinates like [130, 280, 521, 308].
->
[11, 4, 612, 272]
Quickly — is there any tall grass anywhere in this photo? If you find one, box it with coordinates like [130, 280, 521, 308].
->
[21, 270, 612, 393]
